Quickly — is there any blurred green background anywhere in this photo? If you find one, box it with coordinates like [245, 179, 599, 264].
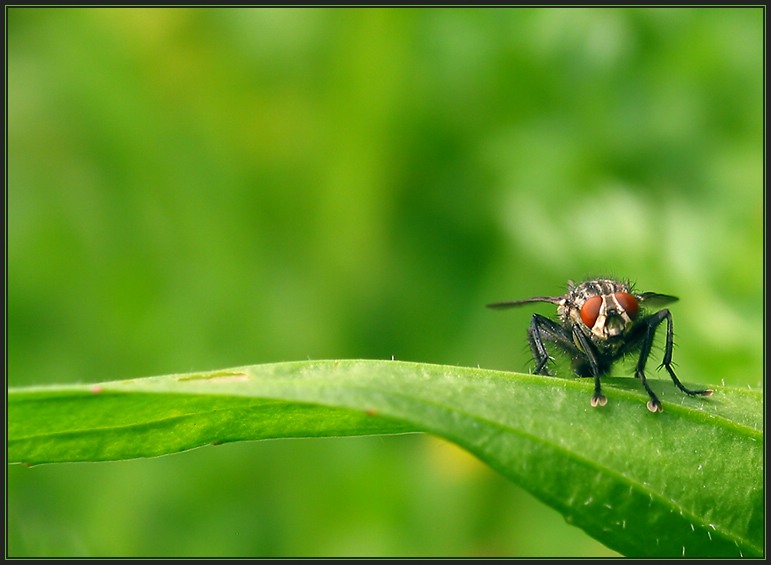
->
[7, 7, 762, 557]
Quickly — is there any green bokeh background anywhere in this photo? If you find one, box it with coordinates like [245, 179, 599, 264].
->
[7, 7, 763, 557]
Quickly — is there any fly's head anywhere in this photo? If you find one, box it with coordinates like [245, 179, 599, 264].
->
[559, 279, 644, 350]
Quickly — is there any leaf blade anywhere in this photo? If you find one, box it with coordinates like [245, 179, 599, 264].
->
[7, 360, 762, 557]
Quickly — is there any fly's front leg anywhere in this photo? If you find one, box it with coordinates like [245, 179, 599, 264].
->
[635, 312, 667, 412]
[527, 315, 606, 408]
[637, 309, 713, 413]
[570, 328, 607, 408]
[526, 314, 574, 375]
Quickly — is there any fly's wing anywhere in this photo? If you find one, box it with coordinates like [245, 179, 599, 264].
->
[486, 296, 564, 309]
[637, 292, 679, 308]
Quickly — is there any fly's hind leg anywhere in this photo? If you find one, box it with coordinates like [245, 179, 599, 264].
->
[637, 309, 714, 413]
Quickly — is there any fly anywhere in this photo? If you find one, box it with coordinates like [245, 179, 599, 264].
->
[488, 278, 713, 412]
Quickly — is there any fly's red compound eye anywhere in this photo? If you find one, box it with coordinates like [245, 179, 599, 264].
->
[614, 292, 639, 319]
[580, 295, 602, 327]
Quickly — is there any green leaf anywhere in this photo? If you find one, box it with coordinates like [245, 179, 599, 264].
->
[7, 360, 762, 557]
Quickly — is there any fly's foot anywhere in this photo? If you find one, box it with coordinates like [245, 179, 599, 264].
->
[590, 393, 607, 408]
[646, 399, 663, 413]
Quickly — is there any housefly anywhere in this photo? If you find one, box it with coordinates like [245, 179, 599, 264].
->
[488, 278, 713, 412]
